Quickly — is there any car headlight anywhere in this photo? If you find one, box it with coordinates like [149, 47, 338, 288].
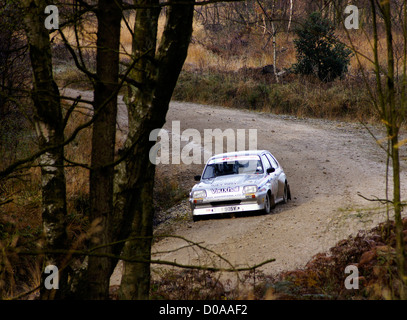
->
[243, 185, 257, 194]
[192, 190, 207, 199]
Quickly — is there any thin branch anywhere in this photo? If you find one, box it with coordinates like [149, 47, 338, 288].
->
[62, 95, 81, 129]
[358, 121, 389, 155]
[153, 234, 238, 272]
[118, 74, 143, 89]
[0, 199, 13, 206]
[10, 246, 274, 273]
[357, 192, 394, 205]
[62, 156, 92, 170]
[7, 284, 41, 301]
[60, 95, 94, 106]
[58, 28, 98, 82]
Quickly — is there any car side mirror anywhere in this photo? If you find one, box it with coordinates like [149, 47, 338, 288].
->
[267, 167, 275, 174]
[194, 175, 201, 181]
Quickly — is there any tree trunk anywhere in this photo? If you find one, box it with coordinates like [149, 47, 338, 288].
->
[22, 0, 68, 300]
[382, 1, 407, 299]
[116, 0, 194, 300]
[87, 0, 122, 300]
[287, 0, 293, 33]
[390, 132, 407, 299]
[368, 0, 407, 299]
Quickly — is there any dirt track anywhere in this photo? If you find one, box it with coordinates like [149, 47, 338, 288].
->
[148, 101, 407, 279]
[61, 88, 407, 284]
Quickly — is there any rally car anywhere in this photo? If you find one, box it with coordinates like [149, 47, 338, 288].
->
[189, 150, 290, 221]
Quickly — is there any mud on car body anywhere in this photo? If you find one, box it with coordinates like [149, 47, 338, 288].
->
[189, 150, 290, 221]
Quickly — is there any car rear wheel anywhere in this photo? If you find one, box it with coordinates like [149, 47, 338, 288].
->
[283, 182, 288, 204]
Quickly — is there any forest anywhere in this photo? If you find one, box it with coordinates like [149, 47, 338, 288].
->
[0, 0, 407, 301]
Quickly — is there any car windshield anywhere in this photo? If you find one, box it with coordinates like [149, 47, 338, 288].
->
[202, 156, 263, 179]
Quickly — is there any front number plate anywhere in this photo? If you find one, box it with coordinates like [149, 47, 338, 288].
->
[222, 206, 240, 212]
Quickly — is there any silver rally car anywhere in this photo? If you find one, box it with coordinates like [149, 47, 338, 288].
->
[189, 150, 291, 221]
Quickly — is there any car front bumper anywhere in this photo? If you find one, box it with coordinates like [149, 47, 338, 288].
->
[189, 191, 267, 217]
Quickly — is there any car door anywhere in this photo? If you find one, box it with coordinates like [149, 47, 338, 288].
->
[261, 154, 278, 199]
[266, 153, 284, 201]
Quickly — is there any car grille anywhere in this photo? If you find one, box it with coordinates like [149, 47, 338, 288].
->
[210, 200, 242, 207]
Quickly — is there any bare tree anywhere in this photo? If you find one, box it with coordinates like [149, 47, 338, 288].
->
[373, 0, 407, 299]
[8, 0, 274, 300]
[115, 0, 195, 300]
[22, 0, 68, 300]
[86, 0, 123, 300]
[341, 0, 407, 299]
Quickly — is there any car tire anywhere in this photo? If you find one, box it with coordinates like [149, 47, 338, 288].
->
[283, 182, 289, 204]
[270, 193, 276, 210]
[193, 215, 200, 222]
[263, 193, 275, 214]
[287, 184, 291, 200]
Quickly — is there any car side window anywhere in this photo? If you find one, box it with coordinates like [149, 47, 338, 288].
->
[266, 154, 278, 168]
[261, 155, 272, 172]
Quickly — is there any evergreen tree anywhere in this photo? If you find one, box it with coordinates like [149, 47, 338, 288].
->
[292, 12, 352, 82]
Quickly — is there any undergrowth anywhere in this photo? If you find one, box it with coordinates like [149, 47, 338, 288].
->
[173, 68, 375, 122]
[147, 217, 407, 300]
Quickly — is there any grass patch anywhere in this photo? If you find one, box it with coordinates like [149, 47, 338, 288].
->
[174, 68, 375, 122]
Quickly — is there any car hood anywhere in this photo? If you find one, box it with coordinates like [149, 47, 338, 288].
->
[192, 174, 266, 195]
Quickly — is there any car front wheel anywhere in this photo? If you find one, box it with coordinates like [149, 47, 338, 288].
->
[263, 193, 273, 214]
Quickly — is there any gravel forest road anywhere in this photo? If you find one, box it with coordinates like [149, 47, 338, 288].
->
[61, 88, 407, 285]
[149, 101, 407, 279]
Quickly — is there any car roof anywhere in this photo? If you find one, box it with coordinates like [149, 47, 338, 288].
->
[209, 150, 269, 161]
